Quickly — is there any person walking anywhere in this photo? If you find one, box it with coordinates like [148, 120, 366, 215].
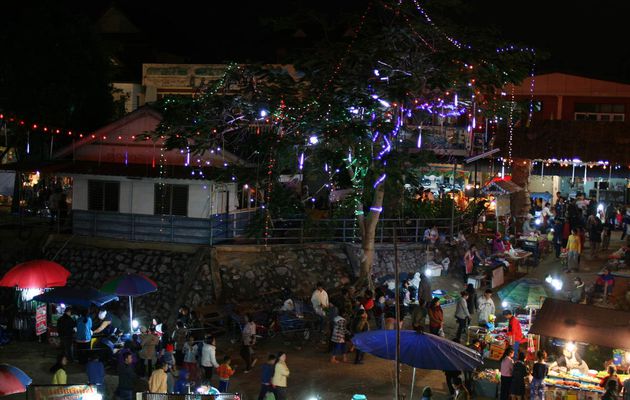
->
[353, 308, 369, 364]
[57, 307, 76, 362]
[477, 289, 495, 327]
[503, 310, 525, 356]
[465, 284, 477, 317]
[257, 354, 276, 400]
[139, 327, 160, 377]
[530, 350, 548, 400]
[116, 352, 137, 400]
[587, 214, 602, 258]
[454, 291, 471, 343]
[171, 321, 188, 366]
[271, 352, 290, 400]
[182, 335, 199, 384]
[240, 314, 257, 373]
[499, 348, 514, 400]
[148, 362, 168, 393]
[216, 355, 236, 393]
[200, 336, 220, 384]
[510, 352, 528, 400]
[427, 297, 444, 335]
[565, 228, 581, 272]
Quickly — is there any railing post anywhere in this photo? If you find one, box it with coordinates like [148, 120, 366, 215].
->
[342, 220, 346, 242]
[131, 213, 135, 241]
[415, 219, 419, 243]
[171, 216, 174, 242]
[380, 222, 384, 243]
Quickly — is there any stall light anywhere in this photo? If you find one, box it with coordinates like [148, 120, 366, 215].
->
[565, 341, 576, 353]
[551, 278, 563, 291]
[597, 204, 604, 212]
[625, 352, 630, 363]
[465, 184, 472, 190]
[132, 319, 139, 330]
[534, 218, 542, 225]
[83, 393, 102, 400]
[545, 275, 553, 284]
[501, 301, 508, 308]
[21, 288, 42, 302]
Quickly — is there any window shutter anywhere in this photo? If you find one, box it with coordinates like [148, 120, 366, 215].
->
[103, 182, 120, 212]
[171, 185, 188, 216]
[88, 180, 104, 211]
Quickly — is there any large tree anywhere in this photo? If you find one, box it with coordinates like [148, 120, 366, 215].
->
[153, 1, 534, 287]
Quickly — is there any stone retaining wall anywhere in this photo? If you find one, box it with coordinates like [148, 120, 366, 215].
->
[42, 244, 213, 323]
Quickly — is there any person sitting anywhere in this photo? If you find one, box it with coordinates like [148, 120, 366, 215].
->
[595, 268, 615, 296]
[568, 277, 585, 303]
[492, 232, 506, 254]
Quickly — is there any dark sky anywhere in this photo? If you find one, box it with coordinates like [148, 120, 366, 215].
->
[108, 0, 630, 81]
[12, 0, 630, 82]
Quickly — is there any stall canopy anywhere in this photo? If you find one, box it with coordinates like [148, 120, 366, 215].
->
[529, 298, 630, 349]
[482, 179, 523, 196]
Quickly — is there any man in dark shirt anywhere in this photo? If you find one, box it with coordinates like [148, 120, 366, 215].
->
[116, 352, 136, 400]
[57, 307, 76, 361]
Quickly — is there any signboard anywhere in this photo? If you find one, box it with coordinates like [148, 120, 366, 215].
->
[31, 385, 97, 400]
[35, 303, 47, 336]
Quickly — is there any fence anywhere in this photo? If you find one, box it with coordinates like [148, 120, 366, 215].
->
[72, 209, 255, 245]
[70, 209, 471, 245]
[239, 216, 470, 244]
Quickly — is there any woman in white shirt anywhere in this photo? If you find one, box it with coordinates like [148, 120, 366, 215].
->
[200, 336, 219, 384]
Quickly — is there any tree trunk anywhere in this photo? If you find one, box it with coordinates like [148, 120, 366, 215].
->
[357, 184, 385, 290]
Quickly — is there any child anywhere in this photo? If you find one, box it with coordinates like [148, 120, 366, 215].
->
[257, 354, 276, 400]
[330, 314, 348, 363]
[182, 336, 199, 384]
[353, 308, 369, 364]
[216, 355, 236, 393]
[160, 343, 175, 367]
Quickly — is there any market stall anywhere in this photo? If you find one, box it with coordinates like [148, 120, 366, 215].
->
[528, 298, 630, 397]
[481, 179, 524, 236]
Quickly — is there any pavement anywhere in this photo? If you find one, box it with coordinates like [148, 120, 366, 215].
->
[0, 232, 625, 400]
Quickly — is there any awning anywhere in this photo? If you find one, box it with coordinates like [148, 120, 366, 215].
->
[529, 298, 630, 349]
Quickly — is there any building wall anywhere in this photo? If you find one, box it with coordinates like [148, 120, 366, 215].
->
[112, 83, 146, 113]
[70, 174, 238, 218]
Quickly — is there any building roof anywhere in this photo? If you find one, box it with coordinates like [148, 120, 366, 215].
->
[482, 179, 523, 195]
[53, 106, 249, 169]
[529, 298, 630, 349]
[508, 72, 630, 97]
[496, 120, 630, 164]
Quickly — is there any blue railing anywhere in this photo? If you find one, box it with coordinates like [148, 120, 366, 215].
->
[72, 209, 256, 245]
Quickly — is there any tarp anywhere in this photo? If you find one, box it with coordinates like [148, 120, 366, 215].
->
[529, 298, 630, 349]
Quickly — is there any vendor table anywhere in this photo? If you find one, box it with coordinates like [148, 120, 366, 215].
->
[477, 264, 505, 289]
[505, 249, 533, 274]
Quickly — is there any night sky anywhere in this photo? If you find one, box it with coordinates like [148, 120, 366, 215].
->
[106, 0, 630, 82]
[4, 0, 630, 81]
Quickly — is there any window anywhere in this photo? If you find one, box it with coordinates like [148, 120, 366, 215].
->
[88, 180, 120, 212]
[574, 103, 625, 121]
[154, 184, 188, 216]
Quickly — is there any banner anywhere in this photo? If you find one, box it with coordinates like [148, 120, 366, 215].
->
[32, 385, 97, 400]
[35, 303, 47, 336]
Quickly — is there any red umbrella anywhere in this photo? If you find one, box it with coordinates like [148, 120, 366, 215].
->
[0, 260, 70, 289]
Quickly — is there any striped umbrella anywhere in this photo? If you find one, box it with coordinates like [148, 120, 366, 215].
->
[0, 364, 32, 396]
[101, 273, 157, 333]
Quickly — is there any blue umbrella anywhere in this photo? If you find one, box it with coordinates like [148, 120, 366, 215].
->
[351, 329, 483, 371]
[33, 287, 119, 308]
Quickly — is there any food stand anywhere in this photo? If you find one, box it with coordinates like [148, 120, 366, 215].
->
[529, 298, 630, 398]
[482, 180, 524, 236]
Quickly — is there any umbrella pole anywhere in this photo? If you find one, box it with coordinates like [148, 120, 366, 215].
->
[129, 296, 133, 334]
[410, 367, 416, 400]
[394, 227, 400, 400]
